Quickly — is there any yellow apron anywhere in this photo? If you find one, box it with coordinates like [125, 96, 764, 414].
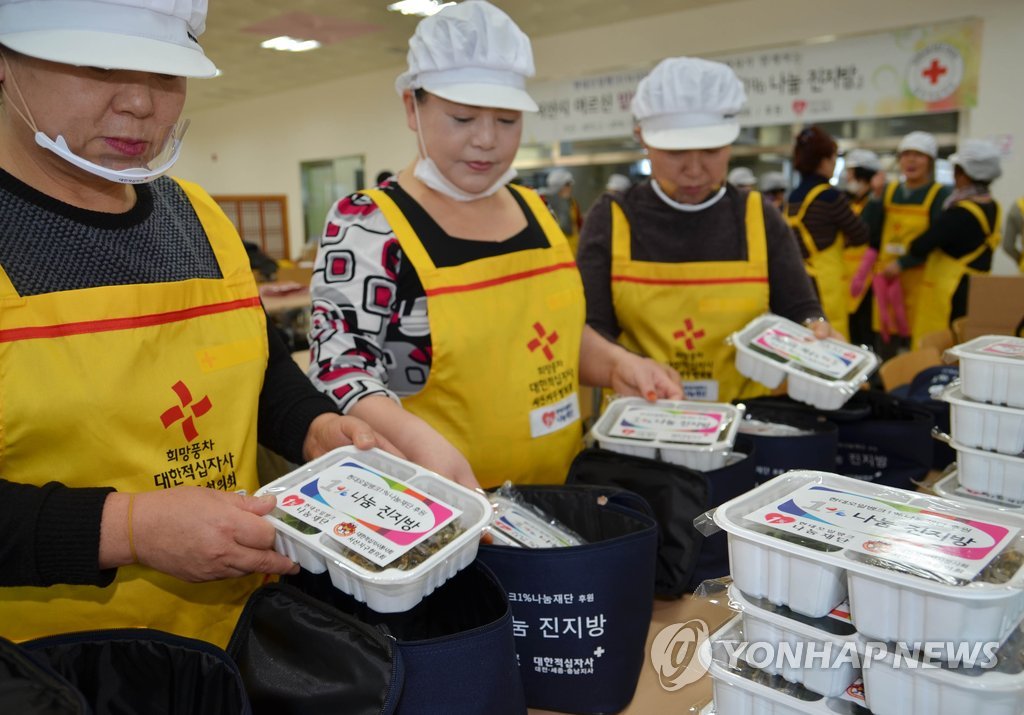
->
[874, 181, 944, 334]
[610, 190, 772, 403]
[0, 178, 267, 646]
[912, 199, 1001, 348]
[1018, 198, 1024, 272]
[363, 186, 584, 489]
[842, 195, 870, 313]
[787, 184, 848, 340]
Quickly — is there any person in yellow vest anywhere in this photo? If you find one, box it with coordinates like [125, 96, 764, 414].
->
[577, 57, 835, 405]
[1002, 195, 1024, 270]
[545, 167, 583, 255]
[785, 126, 870, 340]
[307, 1, 681, 490]
[881, 139, 1003, 347]
[852, 131, 951, 353]
[0, 0, 392, 647]
[841, 149, 882, 346]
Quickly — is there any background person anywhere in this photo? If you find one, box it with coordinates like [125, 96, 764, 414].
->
[545, 166, 582, 255]
[881, 139, 1003, 346]
[307, 1, 680, 490]
[1003, 195, 1024, 270]
[727, 166, 756, 191]
[785, 126, 869, 339]
[759, 170, 788, 210]
[0, 0, 387, 647]
[606, 172, 632, 195]
[841, 148, 882, 346]
[854, 131, 951, 351]
[577, 57, 829, 404]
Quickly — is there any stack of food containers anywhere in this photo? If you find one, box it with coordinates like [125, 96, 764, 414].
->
[589, 397, 744, 470]
[258, 446, 492, 613]
[730, 314, 879, 410]
[701, 470, 1024, 714]
[937, 336, 1024, 510]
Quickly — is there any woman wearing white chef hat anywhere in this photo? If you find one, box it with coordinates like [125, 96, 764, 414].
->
[308, 1, 681, 490]
[577, 57, 830, 404]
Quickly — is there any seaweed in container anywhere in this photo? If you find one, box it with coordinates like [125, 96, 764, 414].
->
[272, 508, 322, 535]
[747, 523, 843, 553]
[747, 339, 861, 382]
[847, 541, 1024, 587]
[322, 522, 464, 573]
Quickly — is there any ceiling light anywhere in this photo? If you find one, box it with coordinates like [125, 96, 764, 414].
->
[387, 0, 455, 17]
[260, 36, 322, 52]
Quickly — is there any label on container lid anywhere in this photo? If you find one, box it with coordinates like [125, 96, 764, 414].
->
[743, 483, 1019, 581]
[276, 459, 461, 567]
[977, 338, 1024, 360]
[839, 678, 866, 705]
[609, 405, 727, 445]
[750, 324, 869, 380]
[491, 505, 581, 548]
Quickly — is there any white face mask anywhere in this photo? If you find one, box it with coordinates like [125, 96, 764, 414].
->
[411, 98, 516, 202]
[651, 178, 727, 212]
[846, 179, 866, 196]
[2, 55, 187, 185]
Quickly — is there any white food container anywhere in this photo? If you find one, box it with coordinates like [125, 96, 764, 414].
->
[730, 585, 861, 697]
[945, 335, 1024, 409]
[712, 470, 1024, 646]
[941, 382, 1024, 456]
[701, 617, 869, 715]
[933, 467, 1024, 514]
[862, 620, 1024, 715]
[590, 397, 743, 471]
[256, 447, 492, 613]
[953, 440, 1024, 506]
[731, 314, 879, 411]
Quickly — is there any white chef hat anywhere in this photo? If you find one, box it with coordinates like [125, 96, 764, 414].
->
[759, 171, 788, 193]
[631, 57, 747, 150]
[394, 0, 537, 112]
[727, 166, 756, 187]
[898, 131, 938, 159]
[606, 173, 631, 192]
[949, 139, 1002, 182]
[546, 167, 574, 190]
[843, 148, 881, 172]
[0, 0, 217, 78]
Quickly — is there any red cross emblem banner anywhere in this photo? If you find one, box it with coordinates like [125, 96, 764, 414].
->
[523, 19, 980, 144]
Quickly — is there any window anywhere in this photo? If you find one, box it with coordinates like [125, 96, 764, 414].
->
[212, 195, 290, 260]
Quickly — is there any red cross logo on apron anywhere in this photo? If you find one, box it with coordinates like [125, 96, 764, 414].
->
[672, 318, 706, 351]
[526, 322, 559, 361]
[160, 380, 212, 442]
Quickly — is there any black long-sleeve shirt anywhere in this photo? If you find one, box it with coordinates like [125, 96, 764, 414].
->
[0, 170, 337, 587]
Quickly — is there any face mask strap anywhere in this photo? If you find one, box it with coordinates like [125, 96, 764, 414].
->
[0, 51, 41, 134]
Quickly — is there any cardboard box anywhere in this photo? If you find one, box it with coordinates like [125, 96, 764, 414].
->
[961, 274, 1024, 340]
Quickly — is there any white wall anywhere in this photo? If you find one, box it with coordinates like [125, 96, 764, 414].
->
[175, 0, 1024, 267]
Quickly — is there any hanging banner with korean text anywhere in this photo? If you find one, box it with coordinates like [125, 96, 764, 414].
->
[523, 19, 981, 143]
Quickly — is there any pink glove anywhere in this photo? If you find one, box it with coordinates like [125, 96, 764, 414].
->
[872, 274, 910, 342]
[850, 248, 878, 297]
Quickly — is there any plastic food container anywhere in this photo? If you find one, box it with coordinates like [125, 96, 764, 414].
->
[486, 493, 585, 548]
[701, 617, 871, 715]
[862, 620, 1024, 715]
[953, 440, 1024, 506]
[712, 470, 1024, 646]
[730, 314, 879, 411]
[933, 466, 1024, 513]
[590, 397, 743, 470]
[256, 447, 491, 613]
[941, 383, 1024, 456]
[945, 335, 1024, 409]
[729, 586, 861, 697]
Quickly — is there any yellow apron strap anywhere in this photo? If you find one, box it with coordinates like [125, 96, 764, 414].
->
[922, 182, 944, 211]
[361, 188, 437, 274]
[0, 265, 18, 300]
[610, 200, 631, 263]
[786, 184, 830, 259]
[882, 180, 899, 208]
[745, 190, 768, 264]
[954, 200, 1002, 270]
[508, 184, 560, 248]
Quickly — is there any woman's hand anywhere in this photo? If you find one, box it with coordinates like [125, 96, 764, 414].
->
[607, 351, 683, 401]
[881, 260, 902, 279]
[101, 488, 299, 581]
[302, 412, 404, 462]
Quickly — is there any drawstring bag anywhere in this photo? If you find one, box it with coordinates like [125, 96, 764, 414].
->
[477, 484, 658, 715]
[736, 401, 839, 484]
[228, 582, 401, 715]
[22, 629, 251, 715]
[283, 561, 525, 715]
[741, 391, 934, 491]
[565, 441, 757, 596]
[889, 364, 959, 470]
[564, 447, 707, 598]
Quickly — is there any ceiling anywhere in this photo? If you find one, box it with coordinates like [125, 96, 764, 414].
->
[188, 0, 730, 110]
